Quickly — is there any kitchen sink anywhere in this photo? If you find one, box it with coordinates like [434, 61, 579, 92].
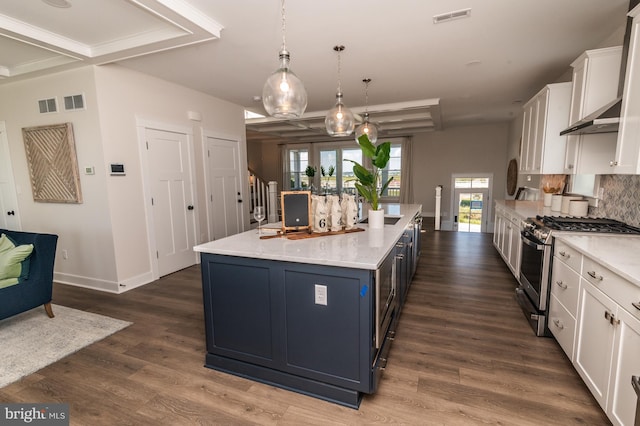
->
[359, 216, 402, 225]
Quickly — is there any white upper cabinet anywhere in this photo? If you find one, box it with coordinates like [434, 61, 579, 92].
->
[564, 46, 622, 174]
[614, 5, 640, 174]
[519, 83, 571, 174]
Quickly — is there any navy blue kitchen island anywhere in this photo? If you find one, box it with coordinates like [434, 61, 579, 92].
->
[194, 204, 422, 408]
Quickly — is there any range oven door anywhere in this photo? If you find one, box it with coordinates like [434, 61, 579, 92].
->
[519, 230, 551, 311]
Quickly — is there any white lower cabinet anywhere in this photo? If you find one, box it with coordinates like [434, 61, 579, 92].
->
[492, 206, 521, 279]
[608, 308, 640, 426]
[548, 252, 582, 360]
[570, 254, 640, 426]
[574, 280, 617, 409]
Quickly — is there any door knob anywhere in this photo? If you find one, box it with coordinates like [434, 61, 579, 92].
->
[237, 199, 243, 203]
[187, 205, 194, 210]
[7, 210, 14, 216]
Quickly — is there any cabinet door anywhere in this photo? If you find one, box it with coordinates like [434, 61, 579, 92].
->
[614, 9, 640, 174]
[532, 90, 548, 172]
[507, 218, 521, 276]
[575, 279, 616, 409]
[520, 105, 533, 171]
[607, 307, 640, 426]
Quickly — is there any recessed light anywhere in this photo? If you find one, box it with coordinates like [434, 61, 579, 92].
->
[465, 60, 482, 67]
[42, 0, 72, 8]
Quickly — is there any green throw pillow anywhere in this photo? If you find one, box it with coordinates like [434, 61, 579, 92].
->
[2, 233, 32, 281]
[0, 233, 34, 284]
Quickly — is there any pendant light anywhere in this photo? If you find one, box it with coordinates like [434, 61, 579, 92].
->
[355, 78, 379, 144]
[325, 45, 355, 136]
[262, 0, 307, 118]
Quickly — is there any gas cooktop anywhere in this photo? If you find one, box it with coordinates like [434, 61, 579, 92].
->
[536, 215, 640, 234]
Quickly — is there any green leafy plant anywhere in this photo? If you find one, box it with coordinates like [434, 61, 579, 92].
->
[304, 165, 316, 178]
[346, 134, 393, 211]
[320, 164, 335, 193]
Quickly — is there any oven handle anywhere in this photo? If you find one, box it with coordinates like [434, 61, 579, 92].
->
[520, 231, 546, 250]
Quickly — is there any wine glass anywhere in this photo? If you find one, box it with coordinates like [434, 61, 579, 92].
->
[254, 206, 265, 236]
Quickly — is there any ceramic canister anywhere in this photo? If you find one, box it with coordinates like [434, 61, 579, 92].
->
[551, 194, 563, 211]
[561, 196, 583, 214]
[569, 200, 589, 217]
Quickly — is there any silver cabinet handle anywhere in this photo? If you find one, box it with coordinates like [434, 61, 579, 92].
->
[587, 271, 603, 281]
[610, 161, 618, 166]
[632, 302, 640, 311]
[552, 319, 564, 330]
[555, 280, 567, 290]
[558, 251, 570, 259]
[604, 311, 621, 326]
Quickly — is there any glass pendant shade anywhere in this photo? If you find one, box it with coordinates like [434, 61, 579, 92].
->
[355, 113, 378, 144]
[262, 50, 307, 118]
[325, 92, 355, 136]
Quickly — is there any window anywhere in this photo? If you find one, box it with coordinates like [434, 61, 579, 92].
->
[284, 139, 403, 201]
[288, 148, 309, 190]
[381, 144, 401, 198]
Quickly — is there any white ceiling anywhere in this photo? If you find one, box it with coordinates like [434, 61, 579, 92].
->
[0, 0, 631, 143]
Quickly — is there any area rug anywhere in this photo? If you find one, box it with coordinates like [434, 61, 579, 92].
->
[0, 304, 132, 388]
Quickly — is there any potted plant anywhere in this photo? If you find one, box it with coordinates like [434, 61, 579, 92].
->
[347, 134, 393, 228]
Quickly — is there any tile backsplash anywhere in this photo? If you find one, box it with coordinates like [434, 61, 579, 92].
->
[590, 175, 640, 227]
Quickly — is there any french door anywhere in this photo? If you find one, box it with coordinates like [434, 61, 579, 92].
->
[452, 175, 492, 233]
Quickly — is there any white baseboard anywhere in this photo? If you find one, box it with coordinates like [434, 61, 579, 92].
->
[53, 270, 155, 294]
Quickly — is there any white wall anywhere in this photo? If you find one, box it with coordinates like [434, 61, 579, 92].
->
[93, 65, 247, 290]
[0, 64, 247, 292]
[410, 123, 509, 230]
[0, 67, 119, 288]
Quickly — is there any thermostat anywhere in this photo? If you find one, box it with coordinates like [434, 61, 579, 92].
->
[110, 163, 125, 176]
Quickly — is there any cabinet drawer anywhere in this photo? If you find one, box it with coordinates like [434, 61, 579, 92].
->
[550, 260, 581, 315]
[554, 241, 582, 272]
[549, 294, 577, 360]
[583, 256, 640, 320]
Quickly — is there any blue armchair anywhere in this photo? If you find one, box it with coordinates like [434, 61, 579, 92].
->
[0, 229, 58, 321]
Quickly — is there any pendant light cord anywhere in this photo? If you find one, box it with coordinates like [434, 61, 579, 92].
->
[281, 0, 286, 50]
[363, 78, 371, 113]
[334, 45, 345, 93]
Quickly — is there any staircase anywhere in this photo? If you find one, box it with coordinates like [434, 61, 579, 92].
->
[248, 168, 278, 225]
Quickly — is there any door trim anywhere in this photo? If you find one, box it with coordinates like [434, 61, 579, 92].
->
[0, 121, 22, 230]
[136, 118, 198, 280]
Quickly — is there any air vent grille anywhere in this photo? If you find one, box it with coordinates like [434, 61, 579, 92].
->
[433, 8, 471, 24]
[38, 98, 57, 114]
[64, 94, 85, 111]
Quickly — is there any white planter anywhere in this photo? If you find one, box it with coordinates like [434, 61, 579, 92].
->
[368, 209, 385, 229]
[543, 192, 553, 207]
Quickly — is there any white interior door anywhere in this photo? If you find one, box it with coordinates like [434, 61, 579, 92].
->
[146, 128, 197, 277]
[204, 136, 244, 240]
[0, 121, 21, 230]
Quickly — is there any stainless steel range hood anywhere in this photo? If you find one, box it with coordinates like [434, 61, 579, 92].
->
[559, 96, 622, 136]
[561, 0, 638, 136]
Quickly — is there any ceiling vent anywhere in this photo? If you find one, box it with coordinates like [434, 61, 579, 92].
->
[38, 98, 57, 114]
[64, 94, 85, 111]
[433, 8, 471, 24]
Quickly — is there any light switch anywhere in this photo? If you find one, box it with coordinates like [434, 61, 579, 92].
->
[314, 284, 327, 306]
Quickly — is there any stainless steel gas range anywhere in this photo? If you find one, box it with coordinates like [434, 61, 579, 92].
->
[516, 216, 640, 336]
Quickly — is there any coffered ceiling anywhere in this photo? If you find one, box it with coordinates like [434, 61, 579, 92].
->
[0, 0, 631, 143]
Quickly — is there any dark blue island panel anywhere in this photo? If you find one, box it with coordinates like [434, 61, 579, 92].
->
[200, 253, 387, 408]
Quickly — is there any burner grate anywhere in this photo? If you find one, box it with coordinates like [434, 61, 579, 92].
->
[536, 216, 640, 234]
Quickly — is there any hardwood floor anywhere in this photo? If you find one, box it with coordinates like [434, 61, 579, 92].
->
[0, 230, 610, 425]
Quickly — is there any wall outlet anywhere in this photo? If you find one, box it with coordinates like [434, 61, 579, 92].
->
[62, 249, 68, 260]
[314, 284, 327, 306]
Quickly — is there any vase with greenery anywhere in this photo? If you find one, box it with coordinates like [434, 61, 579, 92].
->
[320, 164, 335, 194]
[305, 165, 316, 192]
[347, 134, 393, 212]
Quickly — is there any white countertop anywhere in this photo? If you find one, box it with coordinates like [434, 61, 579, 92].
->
[554, 234, 640, 287]
[193, 204, 422, 270]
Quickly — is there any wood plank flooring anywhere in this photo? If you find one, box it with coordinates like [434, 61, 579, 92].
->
[0, 229, 611, 425]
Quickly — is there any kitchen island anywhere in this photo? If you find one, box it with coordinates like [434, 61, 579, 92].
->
[193, 204, 422, 408]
